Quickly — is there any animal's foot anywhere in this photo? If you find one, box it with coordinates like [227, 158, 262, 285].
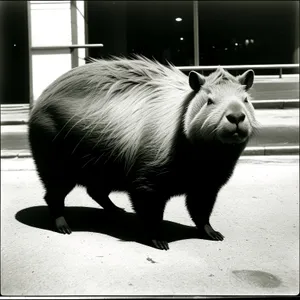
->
[147, 229, 169, 250]
[55, 216, 72, 234]
[204, 224, 224, 241]
[151, 239, 169, 251]
[144, 226, 169, 250]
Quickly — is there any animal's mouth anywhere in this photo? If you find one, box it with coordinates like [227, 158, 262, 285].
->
[218, 126, 249, 144]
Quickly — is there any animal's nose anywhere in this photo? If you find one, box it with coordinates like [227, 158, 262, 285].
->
[226, 112, 246, 124]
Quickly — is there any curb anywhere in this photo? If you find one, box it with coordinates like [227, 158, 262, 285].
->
[1, 146, 299, 159]
[1, 120, 28, 126]
[251, 99, 299, 109]
[1, 151, 32, 158]
[243, 145, 299, 156]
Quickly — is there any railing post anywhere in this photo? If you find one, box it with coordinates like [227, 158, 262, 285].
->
[84, 0, 89, 61]
[70, 0, 78, 68]
[279, 67, 282, 78]
[193, 1, 199, 66]
[27, 1, 34, 110]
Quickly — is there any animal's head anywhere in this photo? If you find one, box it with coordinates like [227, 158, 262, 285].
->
[184, 67, 258, 146]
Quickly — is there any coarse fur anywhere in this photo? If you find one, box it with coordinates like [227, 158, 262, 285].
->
[28, 55, 258, 250]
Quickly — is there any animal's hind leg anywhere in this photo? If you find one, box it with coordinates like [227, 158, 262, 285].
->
[44, 181, 75, 234]
[29, 122, 76, 233]
[86, 184, 124, 213]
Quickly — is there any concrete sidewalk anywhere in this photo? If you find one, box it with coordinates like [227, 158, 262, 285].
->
[1, 156, 299, 295]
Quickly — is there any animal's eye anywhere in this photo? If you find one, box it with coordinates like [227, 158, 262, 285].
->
[207, 98, 214, 105]
[244, 97, 248, 103]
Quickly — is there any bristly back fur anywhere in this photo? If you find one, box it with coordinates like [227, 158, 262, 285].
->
[31, 55, 193, 172]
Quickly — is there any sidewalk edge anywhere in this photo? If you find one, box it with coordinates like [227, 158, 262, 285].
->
[1, 146, 299, 159]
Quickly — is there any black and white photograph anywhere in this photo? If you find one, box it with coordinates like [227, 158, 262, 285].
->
[0, 0, 299, 297]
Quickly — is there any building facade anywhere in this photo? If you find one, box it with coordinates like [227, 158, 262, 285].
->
[0, 0, 299, 105]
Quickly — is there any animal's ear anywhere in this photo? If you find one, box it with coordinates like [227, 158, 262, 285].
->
[238, 69, 255, 90]
[189, 71, 206, 92]
[217, 66, 225, 73]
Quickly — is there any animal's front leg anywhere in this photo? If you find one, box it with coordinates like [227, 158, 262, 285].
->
[186, 190, 224, 241]
[203, 224, 224, 241]
[129, 190, 169, 250]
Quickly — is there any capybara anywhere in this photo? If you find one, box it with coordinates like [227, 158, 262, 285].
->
[28, 56, 258, 250]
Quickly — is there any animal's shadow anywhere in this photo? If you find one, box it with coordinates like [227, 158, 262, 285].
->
[15, 206, 212, 248]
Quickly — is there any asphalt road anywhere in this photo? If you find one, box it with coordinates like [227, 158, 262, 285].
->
[1, 156, 299, 296]
[1, 109, 299, 153]
[250, 79, 299, 100]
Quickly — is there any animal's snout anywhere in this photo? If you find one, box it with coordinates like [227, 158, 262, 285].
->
[226, 112, 245, 125]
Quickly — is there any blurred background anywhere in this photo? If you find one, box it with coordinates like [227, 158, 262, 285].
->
[0, 0, 299, 105]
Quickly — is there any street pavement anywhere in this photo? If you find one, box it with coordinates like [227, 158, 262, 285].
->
[1, 108, 299, 157]
[250, 77, 299, 100]
[1, 155, 299, 296]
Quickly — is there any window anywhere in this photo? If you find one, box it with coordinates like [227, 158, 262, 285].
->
[197, 1, 298, 71]
[86, 1, 194, 66]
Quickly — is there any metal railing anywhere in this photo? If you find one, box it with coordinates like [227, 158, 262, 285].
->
[32, 44, 299, 79]
[31, 44, 104, 52]
[177, 64, 299, 78]
[30, 43, 299, 107]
